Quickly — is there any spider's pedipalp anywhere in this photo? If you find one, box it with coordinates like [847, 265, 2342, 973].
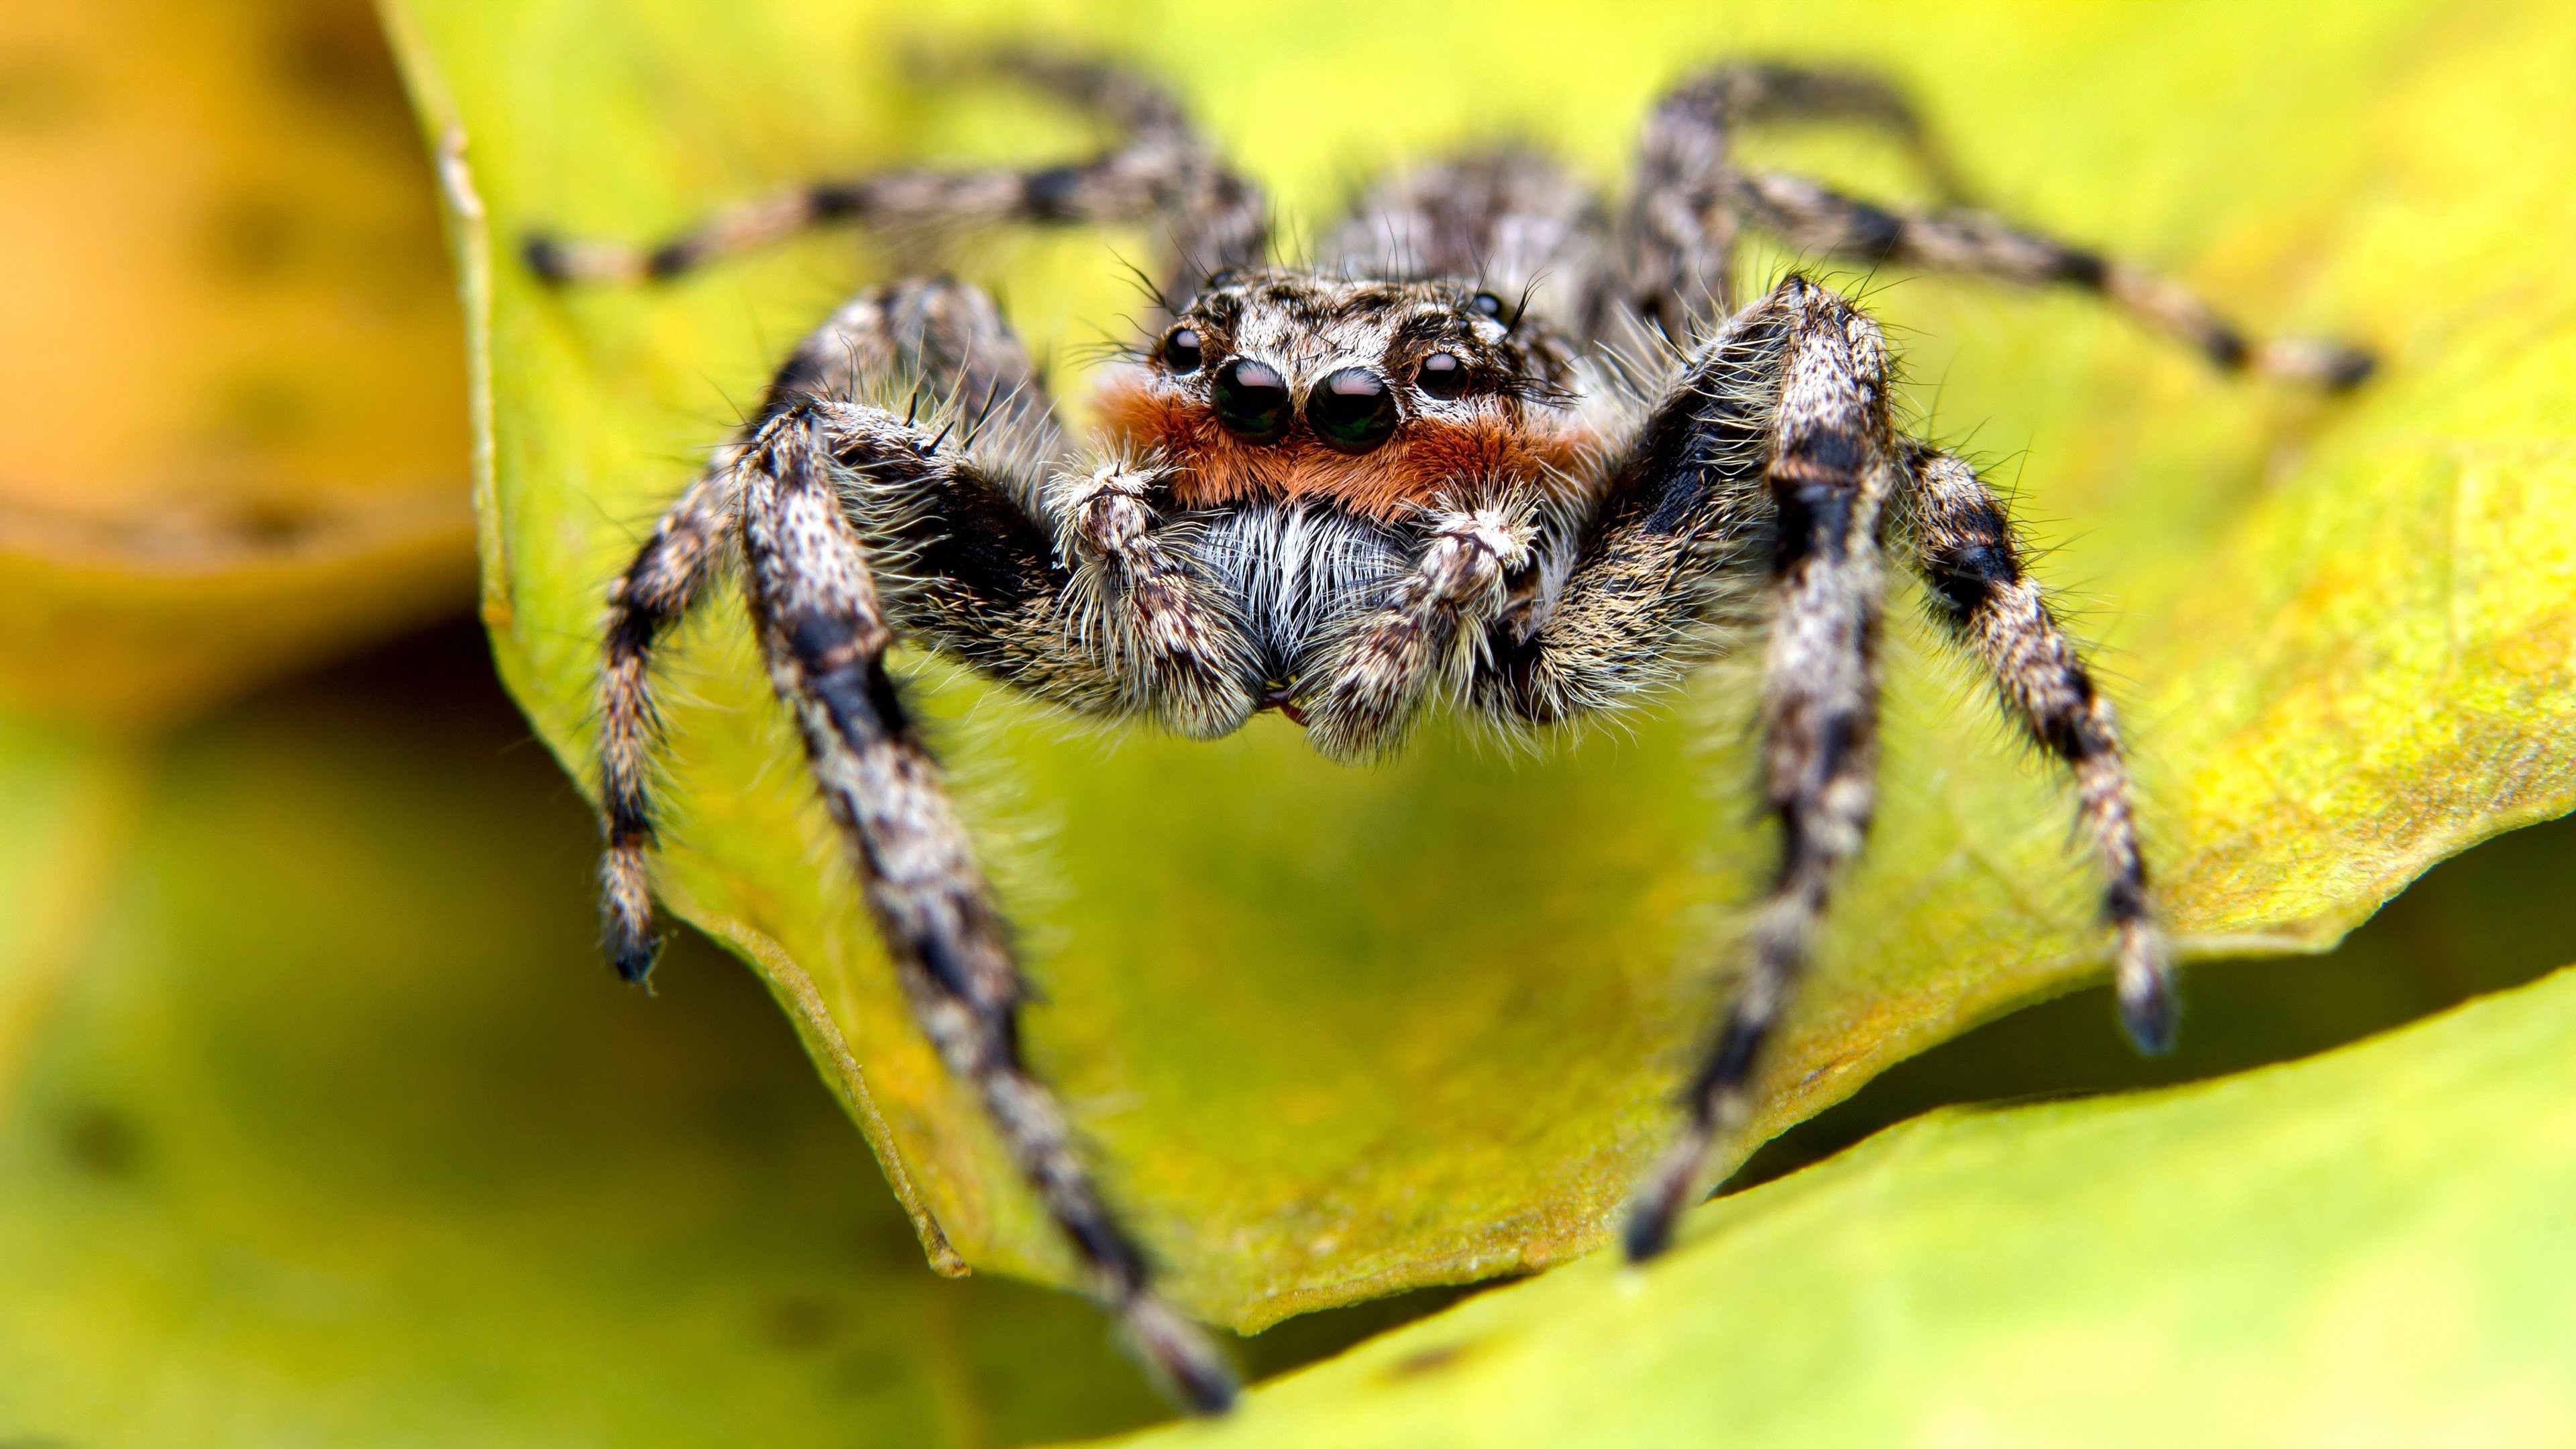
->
[1297, 498, 1536, 760]
[740, 409, 1237, 1413]
[1050, 460, 1260, 737]
[1902, 443, 2173, 1051]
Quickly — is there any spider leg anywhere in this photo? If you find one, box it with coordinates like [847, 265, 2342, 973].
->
[1468, 284, 1802, 727]
[1296, 500, 1536, 760]
[598, 468, 738, 982]
[1623, 279, 1898, 1262]
[736, 408, 1238, 1413]
[1621, 61, 1970, 342]
[524, 51, 1264, 307]
[1728, 172, 2375, 388]
[1900, 442, 2171, 1049]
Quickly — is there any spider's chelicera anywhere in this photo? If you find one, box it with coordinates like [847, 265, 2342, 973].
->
[527, 52, 2371, 1415]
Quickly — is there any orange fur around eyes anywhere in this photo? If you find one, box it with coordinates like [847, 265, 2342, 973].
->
[1090, 372, 1598, 521]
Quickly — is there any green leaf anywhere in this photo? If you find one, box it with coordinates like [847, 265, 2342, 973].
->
[388, 0, 2576, 1330]
[1099, 962, 2576, 1448]
[0, 641, 1171, 1447]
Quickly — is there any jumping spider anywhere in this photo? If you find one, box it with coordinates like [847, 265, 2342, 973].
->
[527, 52, 2370, 1414]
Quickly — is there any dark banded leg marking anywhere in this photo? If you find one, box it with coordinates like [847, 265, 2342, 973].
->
[1904, 443, 2171, 1051]
[737, 409, 1236, 1415]
[1627, 282, 1896, 1261]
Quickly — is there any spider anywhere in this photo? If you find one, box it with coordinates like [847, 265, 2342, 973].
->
[525, 50, 2370, 1415]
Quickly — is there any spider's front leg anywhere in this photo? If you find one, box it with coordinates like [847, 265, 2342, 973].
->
[1621, 282, 1900, 1260]
[734, 403, 1239, 1412]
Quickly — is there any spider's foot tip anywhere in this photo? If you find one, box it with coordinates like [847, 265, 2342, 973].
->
[521, 233, 574, 285]
[1621, 1204, 1676, 1264]
[2118, 981, 2180, 1056]
[607, 936, 663, 987]
[2322, 346, 2378, 392]
[1124, 1299, 1240, 1415]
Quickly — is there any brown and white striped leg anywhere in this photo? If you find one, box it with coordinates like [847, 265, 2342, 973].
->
[1903, 443, 2171, 1050]
[1626, 283, 1896, 1260]
[597, 466, 737, 983]
[1299, 501, 1536, 760]
[1049, 464, 1257, 738]
[525, 50, 1265, 306]
[736, 411, 1236, 1414]
[1731, 172, 2375, 388]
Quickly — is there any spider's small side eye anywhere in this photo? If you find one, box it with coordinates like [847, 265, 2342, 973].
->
[1417, 352, 1470, 400]
[1161, 327, 1203, 374]
[1470, 292, 1505, 319]
[1213, 358, 1293, 443]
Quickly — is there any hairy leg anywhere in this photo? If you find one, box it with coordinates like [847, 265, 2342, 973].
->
[1297, 500, 1537, 759]
[1469, 282, 1801, 727]
[737, 410, 1237, 1413]
[524, 50, 1263, 306]
[1727, 172, 2373, 387]
[1902, 442, 2171, 1047]
[1624, 280, 1897, 1260]
[596, 468, 737, 983]
[1619, 61, 1970, 342]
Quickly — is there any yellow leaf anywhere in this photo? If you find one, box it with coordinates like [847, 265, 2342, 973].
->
[1102, 962, 2576, 1448]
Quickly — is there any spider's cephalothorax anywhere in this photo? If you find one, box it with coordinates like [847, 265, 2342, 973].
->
[529, 51, 2371, 1415]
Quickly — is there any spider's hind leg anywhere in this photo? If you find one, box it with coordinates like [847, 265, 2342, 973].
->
[1728, 173, 2374, 388]
[1900, 442, 2170, 1047]
[525, 50, 1265, 307]
[1619, 60, 2372, 387]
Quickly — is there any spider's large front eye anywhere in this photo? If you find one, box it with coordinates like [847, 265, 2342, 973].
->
[1307, 367, 1399, 453]
[1213, 358, 1293, 443]
[1161, 327, 1203, 374]
[1417, 352, 1470, 400]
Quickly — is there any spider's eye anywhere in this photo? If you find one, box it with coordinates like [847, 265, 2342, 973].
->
[1470, 292, 1505, 320]
[1417, 352, 1470, 400]
[1307, 367, 1399, 453]
[1213, 358, 1293, 443]
[1161, 327, 1203, 374]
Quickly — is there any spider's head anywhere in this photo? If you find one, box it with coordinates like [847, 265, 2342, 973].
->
[1090, 270, 1588, 521]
